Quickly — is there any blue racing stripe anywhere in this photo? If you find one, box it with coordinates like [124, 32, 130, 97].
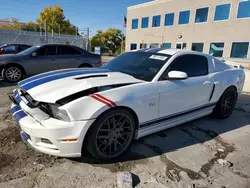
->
[146, 48, 165, 53]
[21, 130, 30, 141]
[15, 93, 22, 104]
[21, 69, 113, 91]
[137, 48, 151, 52]
[13, 110, 27, 122]
[18, 68, 80, 86]
[14, 89, 18, 96]
[10, 105, 21, 114]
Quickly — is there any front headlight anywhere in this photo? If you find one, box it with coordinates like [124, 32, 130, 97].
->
[49, 104, 71, 122]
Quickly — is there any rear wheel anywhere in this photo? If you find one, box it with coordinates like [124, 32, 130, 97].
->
[3, 66, 23, 82]
[212, 87, 237, 119]
[86, 109, 135, 161]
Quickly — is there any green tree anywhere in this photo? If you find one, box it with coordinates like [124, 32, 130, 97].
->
[91, 28, 124, 55]
[21, 21, 40, 32]
[37, 4, 77, 35]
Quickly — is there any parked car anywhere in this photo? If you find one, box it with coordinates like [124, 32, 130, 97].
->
[0, 44, 31, 55]
[0, 44, 102, 82]
[9, 48, 245, 161]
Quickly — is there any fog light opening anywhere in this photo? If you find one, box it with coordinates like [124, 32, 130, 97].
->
[41, 138, 53, 144]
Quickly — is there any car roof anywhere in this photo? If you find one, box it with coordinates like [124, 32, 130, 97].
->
[136, 48, 202, 56]
[37, 44, 78, 48]
[0, 43, 32, 47]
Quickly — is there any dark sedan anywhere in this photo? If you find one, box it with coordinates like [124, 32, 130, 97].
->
[0, 44, 102, 82]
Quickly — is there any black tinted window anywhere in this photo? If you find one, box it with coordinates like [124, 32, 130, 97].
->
[19, 45, 30, 51]
[58, 46, 81, 55]
[36, 46, 56, 56]
[165, 55, 208, 77]
[3, 45, 16, 53]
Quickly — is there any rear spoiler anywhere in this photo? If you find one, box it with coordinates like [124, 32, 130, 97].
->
[222, 60, 244, 69]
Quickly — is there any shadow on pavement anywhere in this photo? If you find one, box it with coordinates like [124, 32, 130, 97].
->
[75, 93, 250, 168]
[0, 80, 17, 88]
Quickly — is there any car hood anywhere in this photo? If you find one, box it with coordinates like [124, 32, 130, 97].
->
[18, 68, 143, 103]
[0, 54, 25, 62]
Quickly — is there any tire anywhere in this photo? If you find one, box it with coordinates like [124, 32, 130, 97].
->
[85, 109, 136, 161]
[3, 66, 23, 82]
[212, 87, 238, 119]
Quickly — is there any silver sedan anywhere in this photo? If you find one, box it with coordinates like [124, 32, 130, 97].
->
[0, 44, 102, 82]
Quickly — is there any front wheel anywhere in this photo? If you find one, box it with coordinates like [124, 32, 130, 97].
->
[212, 87, 238, 119]
[85, 109, 135, 161]
[3, 66, 23, 82]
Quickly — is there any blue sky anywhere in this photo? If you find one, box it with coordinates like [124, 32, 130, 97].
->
[0, 0, 151, 36]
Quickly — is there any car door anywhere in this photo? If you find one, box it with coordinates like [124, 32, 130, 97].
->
[24, 46, 58, 75]
[55, 45, 82, 69]
[158, 54, 214, 118]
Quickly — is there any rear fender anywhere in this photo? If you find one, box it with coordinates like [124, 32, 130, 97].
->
[210, 69, 245, 102]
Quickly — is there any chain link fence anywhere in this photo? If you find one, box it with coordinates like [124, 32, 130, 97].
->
[0, 29, 88, 49]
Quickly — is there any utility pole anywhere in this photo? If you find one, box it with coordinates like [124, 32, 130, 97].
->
[87, 27, 90, 51]
[44, 22, 47, 43]
[52, 29, 54, 44]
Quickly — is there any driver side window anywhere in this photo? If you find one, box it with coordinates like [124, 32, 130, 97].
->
[36, 46, 56, 56]
[160, 54, 208, 80]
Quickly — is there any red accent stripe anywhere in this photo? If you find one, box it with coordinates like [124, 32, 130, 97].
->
[89, 94, 113, 108]
[94, 94, 117, 107]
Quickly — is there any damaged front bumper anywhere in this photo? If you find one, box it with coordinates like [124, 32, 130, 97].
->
[9, 89, 95, 158]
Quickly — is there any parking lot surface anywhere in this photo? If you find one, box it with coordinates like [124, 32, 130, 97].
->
[0, 71, 249, 188]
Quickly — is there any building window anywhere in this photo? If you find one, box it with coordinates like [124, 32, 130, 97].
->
[150, 43, 160, 48]
[162, 43, 171, 49]
[130, 43, 137, 50]
[237, 1, 250, 19]
[132, 19, 138, 29]
[165, 13, 174, 26]
[230, 42, 249, 58]
[140, 43, 147, 49]
[141, 17, 149, 28]
[176, 42, 187, 49]
[152, 15, 161, 27]
[209, 43, 224, 57]
[179, 10, 190, 25]
[214, 4, 231, 21]
[192, 43, 204, 52]
[195, 7, 209, 23]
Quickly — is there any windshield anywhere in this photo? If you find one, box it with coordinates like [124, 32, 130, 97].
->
[17, 46, 40, 55]
[101, 52, 171, 81]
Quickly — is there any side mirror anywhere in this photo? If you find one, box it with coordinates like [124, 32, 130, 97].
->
[31, 52, 38, 57]
[168, 71, 188, 80]
[0, 48, 5, 52]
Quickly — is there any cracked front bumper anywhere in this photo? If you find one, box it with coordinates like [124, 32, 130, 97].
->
[9, 90, 95, 158]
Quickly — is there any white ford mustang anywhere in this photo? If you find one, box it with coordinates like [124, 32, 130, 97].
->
[10, 48, 245, 161]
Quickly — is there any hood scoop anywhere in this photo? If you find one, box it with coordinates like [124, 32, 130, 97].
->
[74, 74, 108, 80]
